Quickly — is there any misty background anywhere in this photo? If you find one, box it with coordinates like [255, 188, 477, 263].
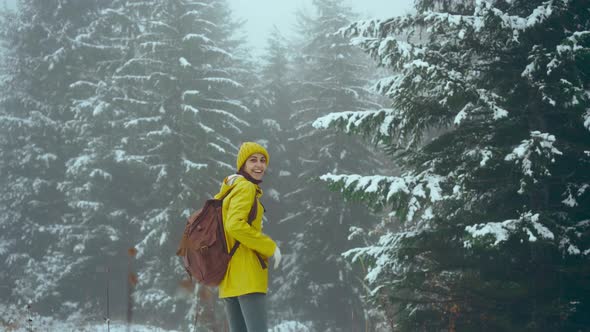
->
[0, 0, 414, 52]
[1, 0, 589, 332]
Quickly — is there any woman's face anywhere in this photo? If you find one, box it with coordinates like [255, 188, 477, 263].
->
[243, 153, 267, 180]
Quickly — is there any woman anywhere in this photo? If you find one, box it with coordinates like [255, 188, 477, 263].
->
[214, 141, 282, 332]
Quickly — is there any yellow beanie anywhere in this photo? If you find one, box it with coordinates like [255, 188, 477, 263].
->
[236, 142, 270, 170]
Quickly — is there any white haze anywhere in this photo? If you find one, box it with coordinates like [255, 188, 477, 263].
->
[230, 0, 415, 54]
[2, 0, 414, 55]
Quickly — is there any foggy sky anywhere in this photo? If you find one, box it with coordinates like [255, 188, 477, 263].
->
[2, 0, 415, 54]
[230, 0, 414, 54]
[3, 0, 16, 9]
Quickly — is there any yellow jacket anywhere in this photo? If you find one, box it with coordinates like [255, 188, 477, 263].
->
[215, 174, 277, 298]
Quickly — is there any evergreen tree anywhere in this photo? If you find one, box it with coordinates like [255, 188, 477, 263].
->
[0, 0, 109, 317]
[316, 0, 590, 330]
[260, 27, 293, 125]
[277, 0, 387, 330]
[253, 27, 302, 328]
[131, 1, 253, 327]
[0, 0, 19, 309]
[246, 26, 293, 245]
[62, 0, 254, 328]
[61, 0, 148, 321]
[0, 0, 254, 328]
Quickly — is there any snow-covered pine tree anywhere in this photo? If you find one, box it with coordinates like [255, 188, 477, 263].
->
[59, 0, 154, 321]
[0, 2, 18, 308]
[0, 1, 20, 312]
[246, 27, 293, 241]
[260, 27, 293, 124]
[0, 0, 110, 317]
[251, 27, 305, 328]
[63, 0, 254, 328]
[315, 0, 590, 330]
[277, 0, 388, 330]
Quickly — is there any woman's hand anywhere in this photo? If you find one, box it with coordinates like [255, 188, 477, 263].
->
[271, 246, 282, 269]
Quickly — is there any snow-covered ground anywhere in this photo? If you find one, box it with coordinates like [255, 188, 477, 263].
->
[1, 303, 311, 332]
[3, 321, 180, 332]
[2, 318, 310, 332]
[3, 319, 310, 332]
[0, 304, 178, 332]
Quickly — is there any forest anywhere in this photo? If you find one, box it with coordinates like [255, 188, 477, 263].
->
[0, 0, 589, 331]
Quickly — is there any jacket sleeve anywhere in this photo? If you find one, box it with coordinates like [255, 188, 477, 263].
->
[225, 180, 277, 258]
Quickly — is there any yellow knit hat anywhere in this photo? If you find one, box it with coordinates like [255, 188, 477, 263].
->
[236, 142, 270, 170]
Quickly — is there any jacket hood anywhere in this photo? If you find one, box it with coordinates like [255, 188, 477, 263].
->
[215, 174, 262, 199]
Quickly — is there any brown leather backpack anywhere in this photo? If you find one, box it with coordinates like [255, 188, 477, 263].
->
[176, 187, 265, 286]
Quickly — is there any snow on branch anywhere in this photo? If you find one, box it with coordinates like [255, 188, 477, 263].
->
[112, 75, 150, 83]
[180, 10, 202, 20]
[560, 219, 590, 255]
[116, 58, 165, 74]
[338, 14, 416, 40]
[522, 31, 589, 108]
[182, 104, 199, 115]
[202, 98, 250, 114]
[199, 77, 243, 89]
[135, 209, 171, 257]
[183, 2, 213, 9]
[123, 116, 162, 129]
[72, 200, 103, 212]
[0, 115, 33, 128]
[68, 80, 98, 94]
[146, 125, 172, 138]
[473, 0, 557, 32]
[182, 90, 200, 101]
[182, 158, 207, 173]
[505, 130, 563, 194]
[179, 57, 192, 68]
[476, 89, 509, 120]
[312, 108, 399, 139]
[200, 45, 233, 58]
[182, 33, 211, 43]
[423, 11, 471, 28]
[320, 173, 394, 196]
[114, 149, 149, 165]
[190, 18, 219, 30]
[65, 154, 95, 177]
[564, 30, 590, 52]
[0, 238, 12, 256]
[447, 88, 509, 125]
[16, 253, 89, 302]
[464, 211, 560, 250]
[346, 30, 428, 70]
[342, 0, 560, 51]
[561, 183, 587, 208]
[199, 122, 214, 133]
[342, 230, 420, 284]
[377, 38, 424, 68]
[139, 41, 167, 53]
[201, 108, 249, 127]
[320, 171, 446, 223]
[147, 20, 178, 34]
[29, 111, 57, 126]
